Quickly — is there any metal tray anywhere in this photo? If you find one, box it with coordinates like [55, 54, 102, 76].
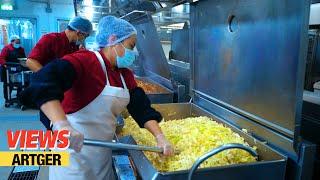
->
[135, 76, 174, 103]
[9, 71, 32, 83]
[120, 103, 287, 180]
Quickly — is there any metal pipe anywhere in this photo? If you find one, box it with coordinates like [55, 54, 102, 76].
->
[6, 68, 10, 100]
[120, 10, 147, 19]
[188, 143, 258, 180]
[108, 0, 112, 13]
[78, 4, 111, 9]
[83, 138, 163, 153]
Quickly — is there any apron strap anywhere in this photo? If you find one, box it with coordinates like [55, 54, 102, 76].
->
[120, 74, 128, 89]
[93, 51, 128, 89]
[93, 51, 110, 86]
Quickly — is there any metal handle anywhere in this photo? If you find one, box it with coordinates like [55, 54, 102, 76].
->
[187, 143, 258, 180]
[84, 138, 163, 153]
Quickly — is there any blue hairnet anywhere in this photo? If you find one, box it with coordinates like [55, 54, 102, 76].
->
[95, 16, 137, 47]
[68, 16, 93, 35]
[10, 35, 20, 41]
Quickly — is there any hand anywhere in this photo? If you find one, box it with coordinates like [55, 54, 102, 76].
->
[52, 120, 84, 152]
[156, 134, 174, 156]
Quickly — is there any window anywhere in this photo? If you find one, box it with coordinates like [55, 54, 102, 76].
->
[0, 18, 36, 55]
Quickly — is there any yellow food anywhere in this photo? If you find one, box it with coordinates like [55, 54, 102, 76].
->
[135, 79, 167, 93]
[119, 116, 257, 172]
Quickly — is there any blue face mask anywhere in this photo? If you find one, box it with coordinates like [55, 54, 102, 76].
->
[75, 37, 84, 46]
[114, 43, 138, 68]
[76, 40, 82, 46]
[75, 33, 86, 46]
[13, 43, 20, 49]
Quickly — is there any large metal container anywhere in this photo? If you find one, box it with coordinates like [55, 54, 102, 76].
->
[135, 76, 174, 103]
[113, 0, 316, 179]
[120, 103, 287, 180]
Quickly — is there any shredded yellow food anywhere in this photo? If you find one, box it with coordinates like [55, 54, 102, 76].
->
[119, 116, 257, 172]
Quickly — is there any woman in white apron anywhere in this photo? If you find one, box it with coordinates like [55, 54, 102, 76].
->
[20, 16, 174, 180]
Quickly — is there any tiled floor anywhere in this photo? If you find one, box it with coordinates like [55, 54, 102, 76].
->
[0, 82, 48, 179]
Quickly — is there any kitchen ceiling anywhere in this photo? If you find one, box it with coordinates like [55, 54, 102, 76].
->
[74, 0, 190, 32]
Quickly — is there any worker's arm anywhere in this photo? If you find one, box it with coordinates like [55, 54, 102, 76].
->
[144, 120, 173, 156]
[26, 58, 43, 72]
[20, 60, 83, 152]
[20, 59, 76, 110]
[27, 34, 53, 72]
[40, 100, 67, 123]
[40, 99, 83, 152]
[144, 120, 163, 137]
[127, 87, 174, 156]
[127, 87, 163, 128]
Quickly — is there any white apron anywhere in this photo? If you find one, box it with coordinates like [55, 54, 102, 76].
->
[49, 51, 130, 180]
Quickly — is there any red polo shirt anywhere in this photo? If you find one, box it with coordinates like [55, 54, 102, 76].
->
[28, 32, 78, 66]
[0, 44, 26, 65]
[61, 50, 137, 114]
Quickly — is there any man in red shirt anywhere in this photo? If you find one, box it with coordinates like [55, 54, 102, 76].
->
[0, 35, 26, 65]
[0, 35, 26, 102]
[26, 16, 92, 72]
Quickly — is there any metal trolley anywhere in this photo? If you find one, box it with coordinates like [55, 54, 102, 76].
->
[3, 61, 32, 110]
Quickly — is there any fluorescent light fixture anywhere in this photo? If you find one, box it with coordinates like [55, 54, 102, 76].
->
[1, 3, 13, 10]
[160, 3, 167, 8]
[0, 19, 6, 24]
[167, 23, 185, 28]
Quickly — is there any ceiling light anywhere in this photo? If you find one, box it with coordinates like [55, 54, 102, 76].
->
[83, 0, 94, 21]
[1, 3, 13, 10]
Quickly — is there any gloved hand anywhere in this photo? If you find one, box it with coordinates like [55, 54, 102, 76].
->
[52, 120, 84, 153]
[156, 133, 174, 156]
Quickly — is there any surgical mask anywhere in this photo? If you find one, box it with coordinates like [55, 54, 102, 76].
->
[114, 43, 138, 68]
[13, 43, 20, 49]
[75, 37, 84, 46]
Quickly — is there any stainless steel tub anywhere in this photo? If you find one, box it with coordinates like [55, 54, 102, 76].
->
[135, 76, 174, 104]
[119, 103, 287, 180]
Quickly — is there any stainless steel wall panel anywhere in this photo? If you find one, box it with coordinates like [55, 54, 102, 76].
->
[190, 0, 311, 139]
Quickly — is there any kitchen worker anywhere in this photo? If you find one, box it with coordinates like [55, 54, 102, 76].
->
[26, 16, 92, 72]
[0, 35, 26, 64]
[0, 35, 26, 102]
[20, 16, 174, 180]
[27, 16, 92, 126]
